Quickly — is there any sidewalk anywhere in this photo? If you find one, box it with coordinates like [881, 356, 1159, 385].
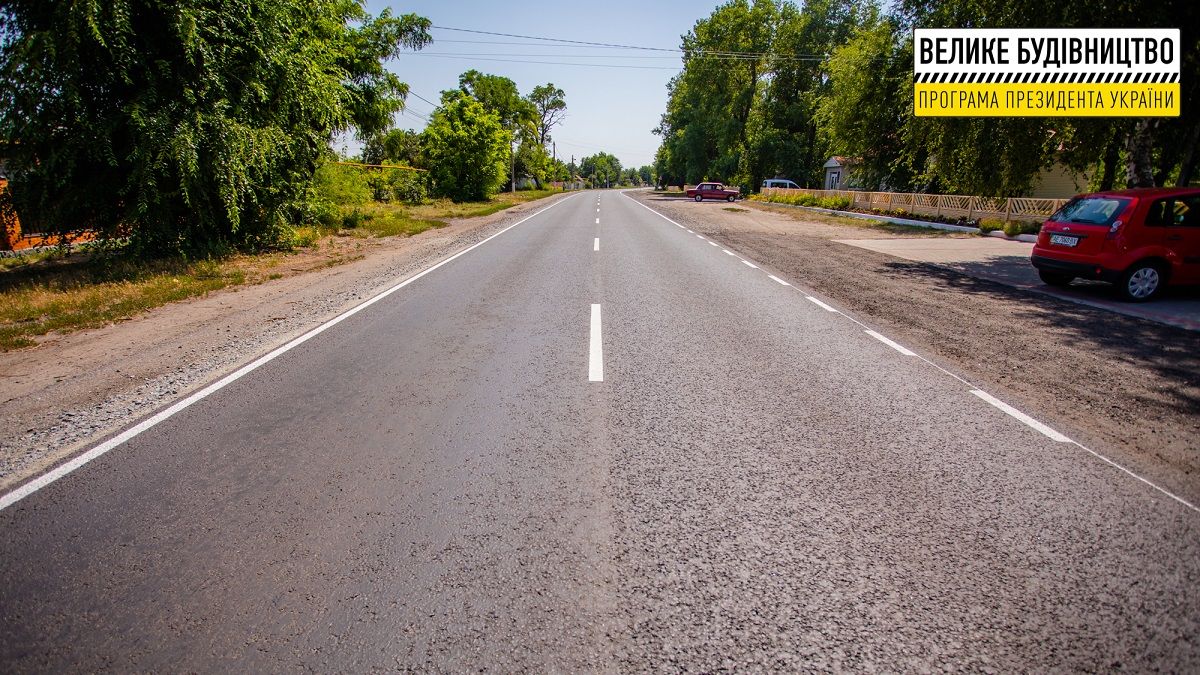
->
[834, 237, 1200, 332]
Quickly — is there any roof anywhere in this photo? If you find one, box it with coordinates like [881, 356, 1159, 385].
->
[823, 156, 857, 169]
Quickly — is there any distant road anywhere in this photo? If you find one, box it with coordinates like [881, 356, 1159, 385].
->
[1, 190, 1196, 671]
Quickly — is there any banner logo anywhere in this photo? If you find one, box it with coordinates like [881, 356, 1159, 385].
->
[913, 28, 1180, 117]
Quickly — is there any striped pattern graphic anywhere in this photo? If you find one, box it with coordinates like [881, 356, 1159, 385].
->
[914, 71, 1180, 84]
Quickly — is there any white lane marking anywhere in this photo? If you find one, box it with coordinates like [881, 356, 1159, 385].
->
[723, 249, 736, 256]
[768, 274, 790, 285]
[864, 330, 916, 356]
[596, 208, 600, 212]
[741, 260, 758, 269]
[806, 296, 839, 312]
[708, 241, 719, 247]
[589, 304, 604, 382]
[593, 237, 600, 251]
[686, 229, 694, 233]
[696, 234, 706, 240]
[595, 218, 600, 224]
[0, 194, 580, 513]
[971, 390, 1070, 442]
[623, 191, 1200, 516]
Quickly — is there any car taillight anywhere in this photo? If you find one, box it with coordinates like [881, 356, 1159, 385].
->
[1106, 219, 1123, 239]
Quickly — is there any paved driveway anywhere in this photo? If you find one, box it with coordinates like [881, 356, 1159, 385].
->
[835, 237, 1200, 331]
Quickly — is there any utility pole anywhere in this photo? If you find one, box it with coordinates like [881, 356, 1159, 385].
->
[511, 137, 516, 193]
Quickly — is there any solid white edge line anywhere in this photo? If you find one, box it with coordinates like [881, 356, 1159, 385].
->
[723, 250, 736, 256]
[768, 274, 790, 286]
[589, 304, 604, 382]
[622, 190, 1200, 516]
[0, 193, 580, 513]
[971, 390, 1071, 442]
[864, 330, 917, 357]
[708, 241, 719, 247]
[593, 237, 600, 251]
[805, 296, 839, 312]
[696, 234, 705, 240]
[741, 260, 758, 269]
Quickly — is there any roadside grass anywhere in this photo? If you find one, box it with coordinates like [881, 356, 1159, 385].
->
[723, 207, 749, 212]
[0, 255, 245, 350]
[0, 189, 564, 350]
[339, 189, 561, 238]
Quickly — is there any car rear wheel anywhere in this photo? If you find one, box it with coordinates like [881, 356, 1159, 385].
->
[727, 195, 736, 202]
[1038, 270, 1074, 287]
[694, 195, 703, 202]
[1118, 262, 1165, 302]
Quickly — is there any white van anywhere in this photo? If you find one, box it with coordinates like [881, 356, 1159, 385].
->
[762, 179, 800, 190]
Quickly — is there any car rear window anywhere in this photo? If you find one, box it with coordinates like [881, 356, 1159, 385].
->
[1050, 197, 1130, 226]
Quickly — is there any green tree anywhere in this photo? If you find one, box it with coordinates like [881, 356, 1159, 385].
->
[0, 0, 431, 254]
[422, 91, 511, 202]
[580, 152, 622, 188]
[528, 83, 567, 146]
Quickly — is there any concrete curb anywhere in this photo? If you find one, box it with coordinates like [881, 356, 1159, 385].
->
[986, 230, 1040, 243]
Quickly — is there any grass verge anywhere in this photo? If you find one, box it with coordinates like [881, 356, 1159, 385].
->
[0, 189, 565, 350]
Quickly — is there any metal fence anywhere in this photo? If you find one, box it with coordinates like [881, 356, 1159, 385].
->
[759, 187, 1069, 223]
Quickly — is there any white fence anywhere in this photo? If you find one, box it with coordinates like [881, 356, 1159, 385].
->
[760, 187, 1068, 223]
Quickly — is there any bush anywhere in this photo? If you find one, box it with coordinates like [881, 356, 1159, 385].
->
[387, 170, 428, 205]
[1020, 220, 1042, 235]
[978, 219, 1005, 234]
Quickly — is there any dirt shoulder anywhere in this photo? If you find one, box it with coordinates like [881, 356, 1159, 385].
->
[0, 192, 575, 491]
[632, 191, 1200, 503]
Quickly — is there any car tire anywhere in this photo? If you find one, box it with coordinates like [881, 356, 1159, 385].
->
[1117, 261, 1165, 302]
[727, 195, 736, 202]
[694, 195, 703, 202]
[1038, 270, 1074, 287]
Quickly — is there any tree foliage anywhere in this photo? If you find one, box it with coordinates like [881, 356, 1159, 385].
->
[0, 0, 431, 254]
[422, 91, 511, 202]
[528, 83, 567, 146]
[657, 0, 1200, 196]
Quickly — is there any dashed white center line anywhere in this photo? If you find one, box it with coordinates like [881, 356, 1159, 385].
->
[723, 249, 736, 256]
[593, 237, 599, 251]
[696, 234, 705, 240]
[595, 218, 600, 224]
[806, 296, 839, 312]
[768, 274, 790, 285]
[589, 304, 604, 382]
[971, 390, 1071, 442]
[686, 229, 694, 233]
[864, 330, 916, 356]
[708, 241, 719, 247]
[741, 260, 758, 269]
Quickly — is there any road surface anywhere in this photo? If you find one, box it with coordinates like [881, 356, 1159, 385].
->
[1, 191, 1197, 671]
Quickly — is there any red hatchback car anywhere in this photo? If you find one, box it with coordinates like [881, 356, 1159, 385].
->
[1031, 187, 1200, 301]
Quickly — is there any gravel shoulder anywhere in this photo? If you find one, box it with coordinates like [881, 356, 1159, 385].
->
[0, 193, 575, 492]
[630, 191, 1200, 504]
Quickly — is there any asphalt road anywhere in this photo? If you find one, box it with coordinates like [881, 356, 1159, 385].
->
[1, 191, 1197, 671]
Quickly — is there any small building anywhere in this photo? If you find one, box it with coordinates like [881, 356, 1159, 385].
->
[822, 156, 856, 190]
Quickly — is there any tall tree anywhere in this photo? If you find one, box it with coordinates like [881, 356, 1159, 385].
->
[422, 91, 510, 202]
[528, 83, 567, 146]
[0, 0, 431, 253]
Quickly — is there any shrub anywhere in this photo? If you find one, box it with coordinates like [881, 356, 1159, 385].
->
[1020, 220, 1042, 235]
[387, 170, 428, 205]
[291, 226, 321, 248]
[978, 219, 1005, 234]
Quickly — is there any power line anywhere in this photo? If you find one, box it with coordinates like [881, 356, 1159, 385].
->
[431, 25, 826, 61]
[408, 90, 441, 109]
[401, 53, 683, 71]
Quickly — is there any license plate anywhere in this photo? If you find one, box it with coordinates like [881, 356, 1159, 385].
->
[1050, 234, 1079, 247]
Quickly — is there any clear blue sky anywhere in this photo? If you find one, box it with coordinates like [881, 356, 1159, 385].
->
[358, 1, 727, 169]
